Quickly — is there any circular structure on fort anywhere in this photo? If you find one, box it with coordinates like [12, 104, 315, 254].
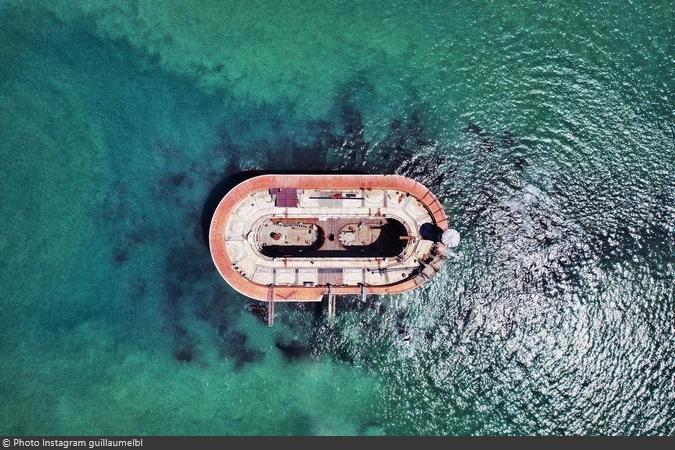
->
[209, 174, 457, 322]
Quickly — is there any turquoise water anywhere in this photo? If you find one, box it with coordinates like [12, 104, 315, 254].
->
[1, 0, 673, 435]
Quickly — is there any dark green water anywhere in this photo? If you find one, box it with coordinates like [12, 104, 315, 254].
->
[1, 0, 673, 436]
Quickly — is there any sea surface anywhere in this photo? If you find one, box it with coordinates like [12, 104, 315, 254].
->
[1, 0, 673, 436]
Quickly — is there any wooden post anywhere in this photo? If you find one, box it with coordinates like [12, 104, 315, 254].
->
[360, 283, 367, 303]
[331, 292, 336, 317]
[267, 285, 275, 327]
[327, 285, 335, 318]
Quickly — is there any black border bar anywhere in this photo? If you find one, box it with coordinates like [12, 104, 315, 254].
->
[1, 436, 673, 450]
